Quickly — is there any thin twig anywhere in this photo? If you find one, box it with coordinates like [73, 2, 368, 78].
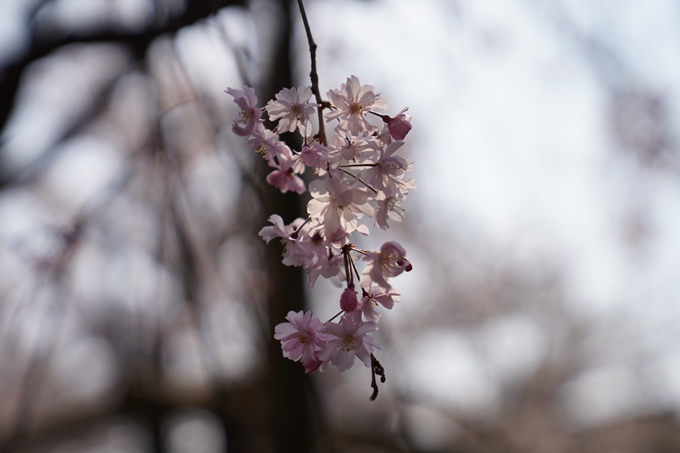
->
[340, 168, 378, 193]
[296, 0, 327, 146]
[325, 310, 344, 324]
[349, 251, 362, 282]
[343, 246, 352, 285]
[340, 163, 377, 168]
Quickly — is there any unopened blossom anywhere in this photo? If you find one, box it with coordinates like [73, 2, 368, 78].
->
[318, 314, 380, 372]
[303, 357, 323, 373]
[340, 283, 358, 312]
[226, 86, 262, 136]
[274, 310, 326, 366]
[379, 107, 412, 141]
[266, 86, 317, 136]
[266, 154, 306, 194]
[326, 76, 387, 135]
[361, 241, 412, 289]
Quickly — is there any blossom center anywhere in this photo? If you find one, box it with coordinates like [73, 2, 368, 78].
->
[339, 335, 359, 351]
[386, 161, 402, 172]
[349, 102, 364, 116]
[239, 108, 253, 124]
[381, 251, 398, 269]
[291, 103, 304, 119]
[299, 335, 311, 345]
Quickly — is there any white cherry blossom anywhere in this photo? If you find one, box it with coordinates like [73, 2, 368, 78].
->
[326, 75, 387, 135]
[306, 172, 374, 237]
[226, 86, 262, 136]
[318, 314, 380, 372]
[266, 86, 317, 136]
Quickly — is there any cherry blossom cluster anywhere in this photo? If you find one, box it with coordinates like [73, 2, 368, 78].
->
[227, 75, 415, 397]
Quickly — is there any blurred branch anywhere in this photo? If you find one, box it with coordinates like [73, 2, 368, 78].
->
[3, 77, 129, 192]
[0, 0, 247, 139]
[3, 156, 140, 450]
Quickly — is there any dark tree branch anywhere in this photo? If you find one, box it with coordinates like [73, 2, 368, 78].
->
[296, 0, 327, 146]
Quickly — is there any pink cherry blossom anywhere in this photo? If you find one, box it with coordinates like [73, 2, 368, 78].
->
[363, 140, 413, 197]
[318, 314, 380, 372]
[361, 241, 412, 289]
[259, 215, 316, 267]
[299, 143, 331, 172]
[307, 250, 343, 288]
[226, 86, 262, 136]
[266, 154, 306, 194]
[274, 310, 326, 366]
[266, 86, 318, 136]
[334, 133, 381, 162]
[374, 196, 406, 230]
[307, 172, 374, 237]
[360, 286, 401, 322]
[226, 75, 416, 381]
[258, 214, 294, 244]
[326, 76, 387, 135]
[247, 123, 293, 162]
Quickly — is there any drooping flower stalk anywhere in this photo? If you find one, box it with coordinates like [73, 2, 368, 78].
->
[226, 0, 414, 401]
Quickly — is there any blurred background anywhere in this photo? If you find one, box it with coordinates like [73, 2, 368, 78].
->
[2, 0, 680, 452]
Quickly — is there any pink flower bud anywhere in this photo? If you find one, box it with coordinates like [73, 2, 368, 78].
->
[303, 357, 322, 373]
[380, 109, 412, 140]
[340, 284, 358, 312]
[397, 257, 413, 272]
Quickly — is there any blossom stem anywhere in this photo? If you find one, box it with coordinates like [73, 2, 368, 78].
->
[325, 310, 344, 324]
[340, 168, 378, 194]
[349, 252, 361, 282]
[290, 221, 307, 239]
[296, 0, 327, 146]
[293, 216, 311, 233]
[339, 164, 377, 168]
[343, 246, 352, 285]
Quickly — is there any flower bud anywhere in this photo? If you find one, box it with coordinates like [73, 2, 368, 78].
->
[303, 357, 322, 373]
[380, 110, 412, 140]
[340, 283, 358, 312]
